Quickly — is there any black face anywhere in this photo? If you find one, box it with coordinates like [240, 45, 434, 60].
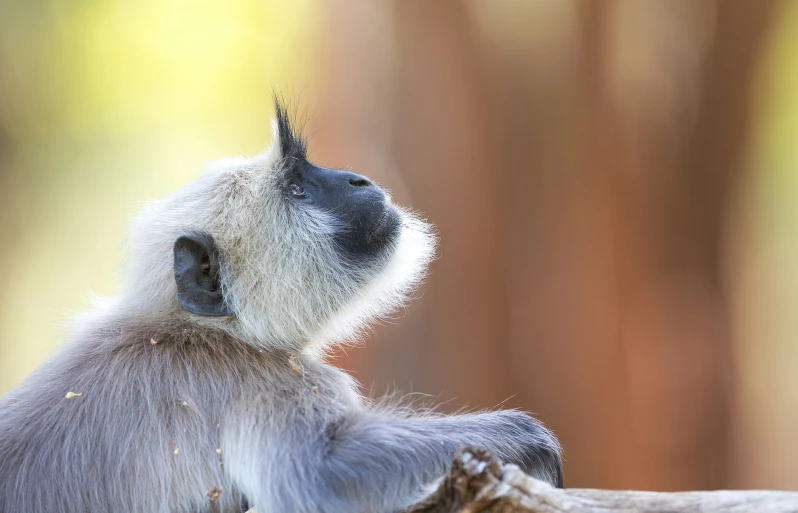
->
[284, 160, 402, 263]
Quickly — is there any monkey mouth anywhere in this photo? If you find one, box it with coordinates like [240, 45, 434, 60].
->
[367, 206, 401, 243]
[368, 211, 389, 239]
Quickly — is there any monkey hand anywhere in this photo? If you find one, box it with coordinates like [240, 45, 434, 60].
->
[481, 410, 563, 487]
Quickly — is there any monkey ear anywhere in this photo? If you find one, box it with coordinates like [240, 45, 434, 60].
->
[173, 233, 233, 316]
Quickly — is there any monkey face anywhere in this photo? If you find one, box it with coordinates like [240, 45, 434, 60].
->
[269, 97, 403, 266]
[281, 161, 403, 264]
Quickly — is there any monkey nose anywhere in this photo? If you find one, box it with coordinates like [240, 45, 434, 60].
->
[345, 173, 372, 188]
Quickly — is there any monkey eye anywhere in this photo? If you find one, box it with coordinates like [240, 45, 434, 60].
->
[289, 184, 307, 198]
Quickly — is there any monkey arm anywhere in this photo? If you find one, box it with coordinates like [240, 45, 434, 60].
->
[245, 409, 561, 513]
[329, 409, 560, 485]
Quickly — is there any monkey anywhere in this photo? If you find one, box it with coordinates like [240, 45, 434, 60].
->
[0, 97, 562, 513]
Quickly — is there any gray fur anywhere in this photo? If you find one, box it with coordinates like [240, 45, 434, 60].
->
[0, 111, 562, 513]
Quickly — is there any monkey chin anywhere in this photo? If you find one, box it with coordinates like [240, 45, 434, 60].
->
[306, 207, 437, 355]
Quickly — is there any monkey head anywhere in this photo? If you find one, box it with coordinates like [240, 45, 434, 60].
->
[116, 98, 436, 352]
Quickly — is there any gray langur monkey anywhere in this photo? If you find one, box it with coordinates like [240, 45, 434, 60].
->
[0, 98, 562, 513]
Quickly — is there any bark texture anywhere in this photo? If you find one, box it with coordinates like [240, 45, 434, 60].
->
[405, 449, 798, 513]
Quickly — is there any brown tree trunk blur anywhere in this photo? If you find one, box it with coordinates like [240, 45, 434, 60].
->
[573, 0, 775, 490]
[313, 0, 775, 491]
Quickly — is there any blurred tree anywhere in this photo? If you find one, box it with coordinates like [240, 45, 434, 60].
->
[315, 0, 776, 491]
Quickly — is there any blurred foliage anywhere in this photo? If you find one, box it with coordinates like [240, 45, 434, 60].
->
[731, 0, 798, 486]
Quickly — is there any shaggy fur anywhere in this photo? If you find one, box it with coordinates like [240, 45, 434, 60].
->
[0, 99, 562, 513]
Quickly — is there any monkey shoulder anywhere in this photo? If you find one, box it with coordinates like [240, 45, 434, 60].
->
[228, 351, 364, 418]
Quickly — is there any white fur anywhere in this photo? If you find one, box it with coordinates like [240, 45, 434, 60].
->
[307, 210, 435, 353]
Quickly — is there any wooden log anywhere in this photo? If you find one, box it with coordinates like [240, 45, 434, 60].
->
[405, 448, 798, 513]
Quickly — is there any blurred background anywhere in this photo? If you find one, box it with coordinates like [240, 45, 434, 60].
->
[1, 0, 797, 492]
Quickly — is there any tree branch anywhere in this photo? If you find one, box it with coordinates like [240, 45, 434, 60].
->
[405, 448, 798, 513]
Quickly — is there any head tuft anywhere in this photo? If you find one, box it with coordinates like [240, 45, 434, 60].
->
[273, 94, 307, 163]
